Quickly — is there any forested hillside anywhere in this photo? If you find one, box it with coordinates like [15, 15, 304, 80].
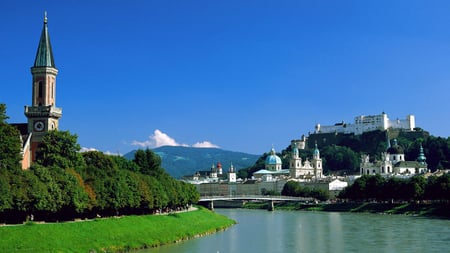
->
[0, 104, 199, 224]
[124, 146, 259, 178]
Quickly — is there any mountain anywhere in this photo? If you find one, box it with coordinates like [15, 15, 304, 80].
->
[123, 146, 260, 178]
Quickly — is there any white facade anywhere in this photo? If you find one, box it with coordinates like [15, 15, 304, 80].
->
[315, 113, 415, 135]
[289, 143, 323, 179]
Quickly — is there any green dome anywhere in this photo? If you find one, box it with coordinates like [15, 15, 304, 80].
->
[387, 139, 404, 154]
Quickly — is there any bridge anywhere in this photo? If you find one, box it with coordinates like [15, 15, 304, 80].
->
[198, 195, 315, 211]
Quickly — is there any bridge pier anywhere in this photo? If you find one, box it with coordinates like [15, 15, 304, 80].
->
[268, 200, 274, 211]
[208, 200, 214, 211]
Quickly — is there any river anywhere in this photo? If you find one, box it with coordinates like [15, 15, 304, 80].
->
[142, 209, 450, 253]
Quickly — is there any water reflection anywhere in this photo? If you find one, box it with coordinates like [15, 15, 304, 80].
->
[142, 209, 450, 253]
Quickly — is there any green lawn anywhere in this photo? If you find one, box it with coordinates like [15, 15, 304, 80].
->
[0, 207, 235, 253]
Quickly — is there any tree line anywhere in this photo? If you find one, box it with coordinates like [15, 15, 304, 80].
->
[281, 181, 329, 201]
[339, 174, 450, 202]
[0, 104, 199, 223]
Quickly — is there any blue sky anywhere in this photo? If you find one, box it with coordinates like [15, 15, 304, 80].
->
[1, 1, 450, 155]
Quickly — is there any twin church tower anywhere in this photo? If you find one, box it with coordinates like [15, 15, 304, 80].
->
[21, 13, 62, 168]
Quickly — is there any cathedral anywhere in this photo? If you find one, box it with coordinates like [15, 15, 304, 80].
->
[252, 144, 324, 181]
[289, 143, 323, 179]
[13, 13, 62, 169]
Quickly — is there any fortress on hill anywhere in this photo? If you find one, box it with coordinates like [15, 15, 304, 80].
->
[314, 113, 415, 136]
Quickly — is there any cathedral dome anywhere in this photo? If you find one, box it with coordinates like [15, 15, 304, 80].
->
[265, 148, 282, 165]
[387, 139, 404, 154]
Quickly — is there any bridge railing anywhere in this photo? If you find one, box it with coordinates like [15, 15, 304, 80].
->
[199, 195, 314, 202]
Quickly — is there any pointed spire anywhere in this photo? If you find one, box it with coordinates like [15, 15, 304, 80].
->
[417, 145, 427, 164]
[34, 11, 56, 68]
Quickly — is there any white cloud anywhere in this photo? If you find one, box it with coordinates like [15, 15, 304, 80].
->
[192, 141, 219, 148]
[80, 147, 121, 156]
[103, 150, 121, 156]
[132, 129, 185, 148]
[80, 147, 98, 153]
[131, 129, 219, 149]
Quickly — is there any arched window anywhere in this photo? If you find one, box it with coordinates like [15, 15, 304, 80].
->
[38, 81, 43, 98]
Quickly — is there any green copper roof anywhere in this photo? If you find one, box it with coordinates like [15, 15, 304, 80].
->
[33, 12, 55, 68]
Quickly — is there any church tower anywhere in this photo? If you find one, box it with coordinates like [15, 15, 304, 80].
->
[311, 143, 323, 178]
[289, 142, 302, 178]
[228, 162, 237, 183]
[24, 12, 62, 161]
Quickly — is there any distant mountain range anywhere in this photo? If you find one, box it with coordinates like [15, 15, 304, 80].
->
[123, 146, 260, 178]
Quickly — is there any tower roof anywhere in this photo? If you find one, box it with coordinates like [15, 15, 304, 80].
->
[387, 139, 404, 154]
[33, 12, 56, 68]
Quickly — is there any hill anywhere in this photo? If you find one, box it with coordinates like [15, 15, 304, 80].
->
[124, 146, 259, 178]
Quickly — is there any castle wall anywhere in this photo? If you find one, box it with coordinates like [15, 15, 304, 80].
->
[315, 113, 415, 136]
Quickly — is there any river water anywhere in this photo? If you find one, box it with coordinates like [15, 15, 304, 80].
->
[142, 209, 450, 253]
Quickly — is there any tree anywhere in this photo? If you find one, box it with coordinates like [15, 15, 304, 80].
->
[35, 130, 85, 169]
[0, 104, 22, 171]
[133, 149, 164, 177]
[321, 145, 359, 173]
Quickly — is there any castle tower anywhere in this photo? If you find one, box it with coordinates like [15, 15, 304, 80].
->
[24, 12, 62, 161]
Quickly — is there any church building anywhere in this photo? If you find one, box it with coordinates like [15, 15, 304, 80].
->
[14, 13, 62, 169]
[360, 139, 428, 176]
[289, 143, 323, 179]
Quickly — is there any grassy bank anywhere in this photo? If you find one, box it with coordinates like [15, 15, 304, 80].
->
[244, 201, 450, 218]
[0, 207, 235, 253]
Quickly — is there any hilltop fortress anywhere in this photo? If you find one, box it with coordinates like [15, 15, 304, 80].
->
[314, 112, 415, 135]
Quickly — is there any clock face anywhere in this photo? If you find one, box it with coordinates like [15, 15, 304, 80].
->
[34, 121, 45, 132]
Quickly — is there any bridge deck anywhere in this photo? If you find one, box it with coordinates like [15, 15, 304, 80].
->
[199, 195, 314, 202]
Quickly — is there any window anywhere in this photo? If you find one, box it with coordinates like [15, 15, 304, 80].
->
[38, 81, 43, 98]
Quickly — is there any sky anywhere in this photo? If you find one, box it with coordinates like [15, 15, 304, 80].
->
[1, 1, 450, 155]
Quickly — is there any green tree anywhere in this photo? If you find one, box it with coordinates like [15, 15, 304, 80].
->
[0, 104, 22, 171]
[134, 149, 164, 177]
[321, 145, 359, 173]
[35, 130, 85, 169]
[0, 171, 12, 211]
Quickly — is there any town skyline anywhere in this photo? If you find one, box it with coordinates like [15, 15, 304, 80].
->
[2, 1, 450, 155]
